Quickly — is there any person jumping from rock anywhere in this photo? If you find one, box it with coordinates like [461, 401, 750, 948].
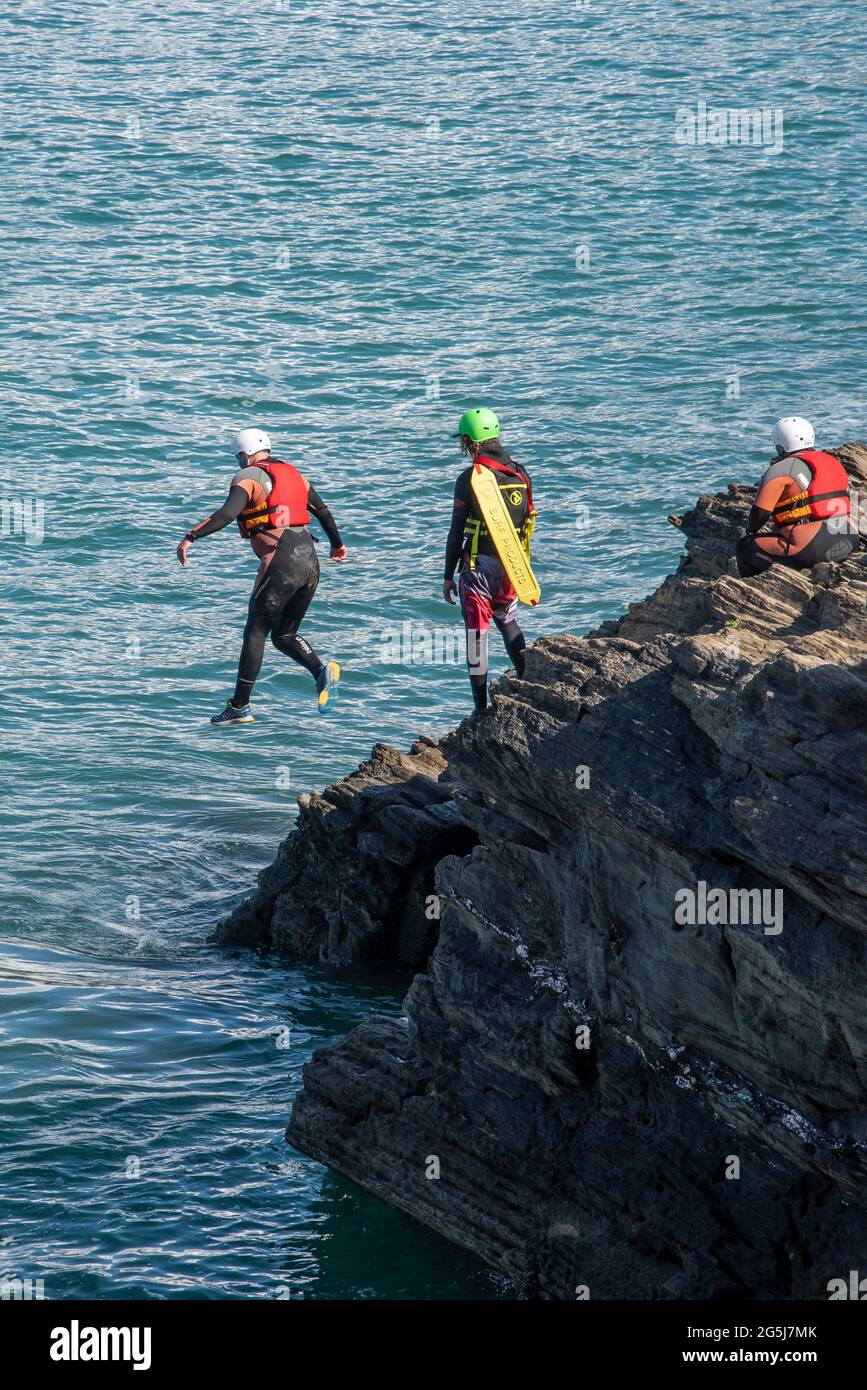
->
[736, 416, 858, 578]
[442, 408, 536, 713]
[177, 428, 346, 724]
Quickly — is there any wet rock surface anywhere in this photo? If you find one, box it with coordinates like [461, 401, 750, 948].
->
[216, 446, 867, 1299]
[216, 738, 476, 969]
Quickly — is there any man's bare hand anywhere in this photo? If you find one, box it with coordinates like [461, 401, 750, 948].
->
[330, 545, 348, 562]
[177, 539, 193, 567]
[442, 578, 457, 605]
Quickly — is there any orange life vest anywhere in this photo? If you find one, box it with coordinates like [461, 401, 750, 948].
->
[238, 459, 311, 536]
[772, 450, 850, 528]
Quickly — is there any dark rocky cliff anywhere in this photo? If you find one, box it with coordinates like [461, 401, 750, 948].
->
[216, 447, 867, 1299]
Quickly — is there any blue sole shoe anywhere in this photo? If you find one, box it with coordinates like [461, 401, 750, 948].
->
[211, 702, 254, 726]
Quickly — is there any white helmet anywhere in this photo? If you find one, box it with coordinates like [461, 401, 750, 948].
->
[234, 427, 271, 460]
[772, 416, 814, 456]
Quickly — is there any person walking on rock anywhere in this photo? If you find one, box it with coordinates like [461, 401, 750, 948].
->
[442, 408, 536, 713]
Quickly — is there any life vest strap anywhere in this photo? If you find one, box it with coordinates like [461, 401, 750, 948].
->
[463, 506, 534, 566]
[463, 516, 482, 568]
[522, 511, 536, 561]
[773, 488, 849, 524]
[475, 455, 535, 514]
[463, 455, 536, 568]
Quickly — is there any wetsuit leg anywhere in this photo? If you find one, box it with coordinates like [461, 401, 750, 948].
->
[271, 579, 322, 676]
[737, 522, 858, 577]
[489, 562, 524, 676]
[458, 555, 525, 709]
[458, 560, 493, 713]
[232, 529, 322, 706]
[232, 606, 271, 707]
[495, 617, 526, 677]
[466, 629, 489, 713]
[736, 533, 780, 576]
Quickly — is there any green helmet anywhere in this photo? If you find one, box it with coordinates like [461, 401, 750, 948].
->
[456, 407, 500, 443]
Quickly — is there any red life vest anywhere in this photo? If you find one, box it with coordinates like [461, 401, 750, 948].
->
[772, 450, 850, 528]
[238, 459, 311, 536]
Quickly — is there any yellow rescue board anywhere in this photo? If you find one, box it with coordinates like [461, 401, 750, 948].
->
[470, 465, 541, 606]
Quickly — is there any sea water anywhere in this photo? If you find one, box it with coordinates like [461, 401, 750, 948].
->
[1, 0, 864, 1298]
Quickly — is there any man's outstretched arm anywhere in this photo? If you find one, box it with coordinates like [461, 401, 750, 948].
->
[177, 485, 248, 564]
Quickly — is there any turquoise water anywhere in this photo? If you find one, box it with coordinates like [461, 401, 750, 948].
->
[1, 0, 864, 1299]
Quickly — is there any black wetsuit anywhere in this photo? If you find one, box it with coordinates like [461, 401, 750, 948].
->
[233, 527, 323, 707]
[187, 475, 342, 708]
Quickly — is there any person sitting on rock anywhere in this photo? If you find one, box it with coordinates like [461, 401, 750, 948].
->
[736, 416, 858, 577]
